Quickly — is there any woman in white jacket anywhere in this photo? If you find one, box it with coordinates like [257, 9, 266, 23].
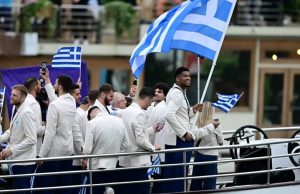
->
[191, 101, 223, 191]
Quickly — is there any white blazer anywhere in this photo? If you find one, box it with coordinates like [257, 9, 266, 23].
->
[164, 84, 195, 146]
[0, 102, 37, 165]
[25, 94, 45, 156]
[84, 112, 129, 169]
[119, 102, 155, 167]
[39, 93, 76, 157]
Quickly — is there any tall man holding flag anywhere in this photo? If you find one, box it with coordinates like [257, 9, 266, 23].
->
[163, 67, 202, 192]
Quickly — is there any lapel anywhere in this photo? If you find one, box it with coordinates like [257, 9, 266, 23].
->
[10, 103, 25, 129]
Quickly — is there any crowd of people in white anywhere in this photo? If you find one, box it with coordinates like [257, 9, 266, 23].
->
[0, 66, 223, 194]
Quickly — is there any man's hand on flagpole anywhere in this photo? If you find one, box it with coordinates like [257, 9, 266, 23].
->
[155, 145, 161, 151]
[192, 103, 203, 113]
[40, 69, 51, 84]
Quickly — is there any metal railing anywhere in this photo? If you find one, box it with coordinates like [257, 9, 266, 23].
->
[0, 132, 299, 193]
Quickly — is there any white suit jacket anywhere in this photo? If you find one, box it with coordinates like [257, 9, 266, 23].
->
[164, 84, 195, 146]
[72, 107, 87, 166]
[39, 93, 76, 157]
[0, 102, 37, 165]
[84, 112, 129, 169]
[25, 94, 45, 156]
[119, 102, 155, 167]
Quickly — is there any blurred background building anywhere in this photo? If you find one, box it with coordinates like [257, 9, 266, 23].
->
[0, 0, 300, 134]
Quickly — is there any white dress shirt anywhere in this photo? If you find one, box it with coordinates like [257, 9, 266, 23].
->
[164, 84, 195, 146]
[0, 102, 37, 165]
[119, 102, 155, 167]
[39, 93, 77, 157]
[24, 94, 45, 155]
[84, 112, 129, 169]
[72, 107, 87, 166]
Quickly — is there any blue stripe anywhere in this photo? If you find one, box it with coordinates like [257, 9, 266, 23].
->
[212, 103, 229, 113]
[215, 0, 233, 22]
[170, 40, 216, 60]
[177, 23, 223, 41]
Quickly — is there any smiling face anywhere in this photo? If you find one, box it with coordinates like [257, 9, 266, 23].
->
[176, 70, 191, 89]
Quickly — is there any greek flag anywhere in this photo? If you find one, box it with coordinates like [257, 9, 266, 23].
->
[212, 93, 241, 113]
[52, 46, 82, 68]
[147, 155, 161, 176]
[130, 0, 237, 78]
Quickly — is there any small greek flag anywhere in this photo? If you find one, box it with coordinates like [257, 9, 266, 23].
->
[147, 155, 161, 176]
[130, 0, 237, 78]
[52, 46, 82, 68]
[212, 93, 242, 113]
[78, 175, 88, 194]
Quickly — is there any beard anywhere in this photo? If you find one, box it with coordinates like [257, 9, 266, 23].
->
[104, 97, 110, 106]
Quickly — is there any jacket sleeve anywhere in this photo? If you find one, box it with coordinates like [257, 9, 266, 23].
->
[84, 122, 93, 155]
[72, 112, 85, 154]
[39, 103, 58, 157]
[121, 122, 130, 150]
[0, 130, 10, 144]
[132, 112, 155, 152]
[45, 83, 58, 103]
[192, 123, 214, 140]
[165, 91, 186, 138]
[214, 126, 224, 145]
[10, 112, 37, 157]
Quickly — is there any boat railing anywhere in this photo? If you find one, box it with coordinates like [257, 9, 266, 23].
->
[0, 136, 300, 193]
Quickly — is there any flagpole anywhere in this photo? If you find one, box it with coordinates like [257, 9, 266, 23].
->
[0, 87, 5, 116]
[200, 62, 216, 103]
[197, 56, 201, 103]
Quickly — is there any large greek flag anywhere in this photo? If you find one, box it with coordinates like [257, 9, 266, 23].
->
[52, 46, 82, 68]
[212, 93, 241, 113]
[130, 0, 237, 78]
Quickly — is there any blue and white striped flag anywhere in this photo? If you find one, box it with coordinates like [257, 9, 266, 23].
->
[212, 93, 242, 113]
[147, 155, 161, 176]
[52, 46, 82, 68]
[130, 0, 237, 78]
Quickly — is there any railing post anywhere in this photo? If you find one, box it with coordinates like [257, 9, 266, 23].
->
[183, 151, 187, 192]
[267, 144, 271, 184]
[89, 158, 93, 194]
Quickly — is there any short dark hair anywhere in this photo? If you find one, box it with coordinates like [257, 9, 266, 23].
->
[70, 84, 80, 95]
[153, 82, 170, 96]
[138, 87, 154, 100]
[175, 67, 189, 78]
[80, 96, 89, 105]
[12, 84, 28, 98]
[57, 75, 73, 93]
[99, 84, 113, 95]
[24, 77, 38, 90]
[87, 106, 99, 121]
[88, 89, 99, 104]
